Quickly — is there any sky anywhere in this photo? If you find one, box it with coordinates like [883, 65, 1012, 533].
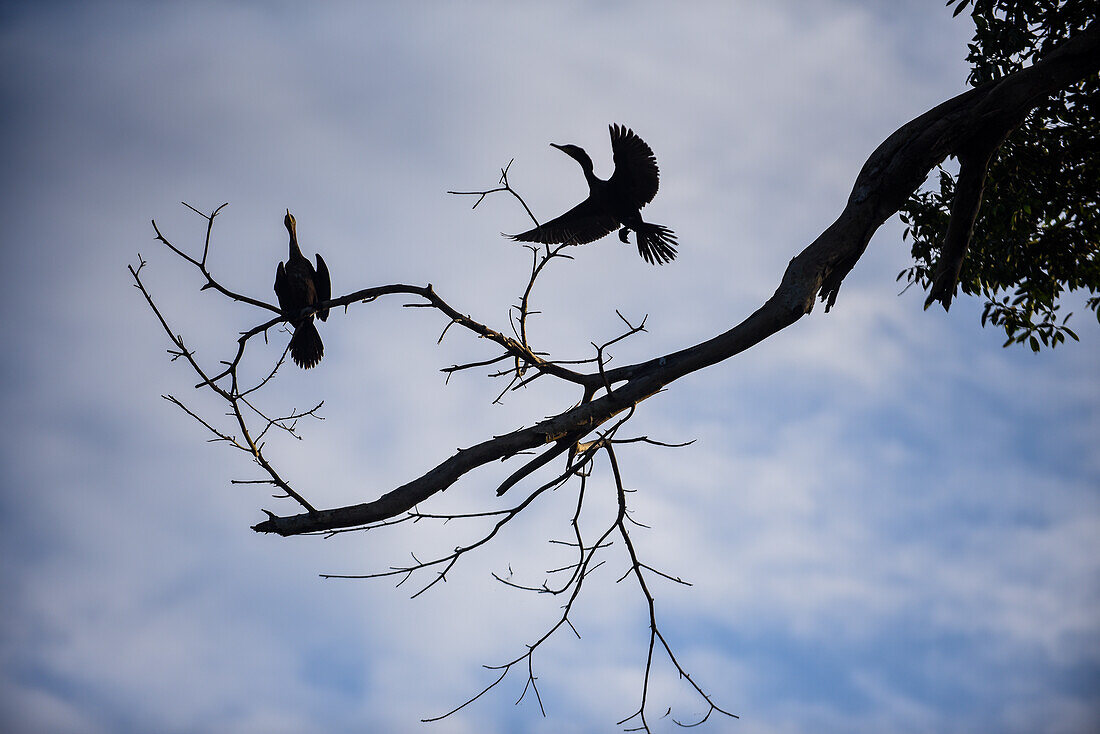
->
[1, 2, 1098, 733]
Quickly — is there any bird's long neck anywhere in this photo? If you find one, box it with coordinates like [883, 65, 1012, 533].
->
[582, 168, 602, 190]
[288, 227, 304, 260]
[574, 150, 600, 188]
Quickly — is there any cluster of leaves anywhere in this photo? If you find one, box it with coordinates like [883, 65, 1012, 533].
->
[898, 0, 1099, 350]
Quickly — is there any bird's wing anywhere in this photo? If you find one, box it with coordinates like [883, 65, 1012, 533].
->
[274, 261, 292, 314]
[608, 124, 660, 207]
[508, 197, 619, 245]
[314, 253, 331, 322]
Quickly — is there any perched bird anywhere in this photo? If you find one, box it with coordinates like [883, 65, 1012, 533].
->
[509, 124, 677, 264]
[274, 210, 331, 369]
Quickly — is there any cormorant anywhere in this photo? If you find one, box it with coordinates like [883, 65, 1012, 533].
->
[509, 124, 678, 264]
[274, 210, 331, 369]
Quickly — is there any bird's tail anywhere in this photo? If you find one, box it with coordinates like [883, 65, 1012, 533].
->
[289, 320, 324, 369]
[634, 222, 678, 265]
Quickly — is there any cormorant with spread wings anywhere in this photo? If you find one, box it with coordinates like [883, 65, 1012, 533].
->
[509, 124, 677, 264]
[274, 211, 330, 369]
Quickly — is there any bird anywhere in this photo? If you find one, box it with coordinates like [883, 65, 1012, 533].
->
[273, 210, 331, 369]
[509, 124, 677, 264]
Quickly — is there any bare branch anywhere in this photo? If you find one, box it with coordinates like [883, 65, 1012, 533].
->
[448, 158, 541, 227]
[606, 443, 738, 731]
[153, 203, 279, 313]
[162, 394, 239, 447]
[129, 247, 317, 514]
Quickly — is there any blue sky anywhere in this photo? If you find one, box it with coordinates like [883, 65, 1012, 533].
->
[1, 2, 1097, 732]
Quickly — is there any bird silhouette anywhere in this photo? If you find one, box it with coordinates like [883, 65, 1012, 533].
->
[509, 124, 677, 264]
[274, 211, 330, 369]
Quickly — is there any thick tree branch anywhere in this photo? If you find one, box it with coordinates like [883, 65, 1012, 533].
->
[925, 142, 998, 310]
[249, 22, 1099, 537]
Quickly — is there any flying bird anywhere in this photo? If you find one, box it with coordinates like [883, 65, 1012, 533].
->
[274, 210, 331, 369]
[509, 124, 678, 264]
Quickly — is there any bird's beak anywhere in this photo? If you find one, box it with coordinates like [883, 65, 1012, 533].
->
[550, 143, 564, 151]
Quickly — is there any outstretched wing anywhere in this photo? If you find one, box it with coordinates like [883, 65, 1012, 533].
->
[274, 261, 292, 314]
[608, 124, 660, 208]
[314, 253, 331, 322]
[508, 196, 619, 246]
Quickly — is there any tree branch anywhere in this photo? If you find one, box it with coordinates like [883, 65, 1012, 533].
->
[252, 20, 1100, 537]
[925, 142, 998, 310]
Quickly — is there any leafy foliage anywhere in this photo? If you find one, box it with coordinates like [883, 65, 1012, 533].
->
[899, 0, 1099, 350]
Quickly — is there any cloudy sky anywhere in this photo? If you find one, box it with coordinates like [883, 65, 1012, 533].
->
[1, 2, 1097, 732]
